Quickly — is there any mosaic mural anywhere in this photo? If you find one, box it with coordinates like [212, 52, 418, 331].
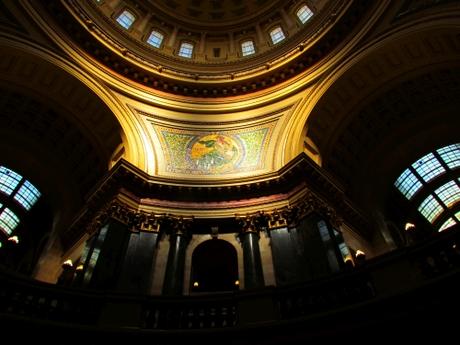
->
[156, 125, 273, 175]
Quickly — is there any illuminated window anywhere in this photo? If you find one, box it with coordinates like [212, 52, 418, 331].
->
[297, 4, 314, 24]
[394, 169, 422, 200]
[241, 40, 255, 56]
[270, 26, 286, 44]
[14, 181, 41, 211]
[439, 217, 456, 231]
[0, 208, 19, 235]
[178, 42, 194, 58]
[241, 40, 256, 56]
[147, 30, 164, 48]
[437, 143, 460, 170]
[434, 181, 460, 208]
[418, 195, 443, 223]
[412, 153, 445, 182]
[0, 165, 41, 213]
[116, 10, 135, 29]
[0, 166, 22, 196]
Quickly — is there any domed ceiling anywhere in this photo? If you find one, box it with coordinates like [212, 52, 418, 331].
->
[38, 0, 373, 97]
[23, 0, 379, 182]
[145, 0, 289, 27]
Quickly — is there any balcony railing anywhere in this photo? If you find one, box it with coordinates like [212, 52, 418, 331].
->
[1, 225, 459, 334]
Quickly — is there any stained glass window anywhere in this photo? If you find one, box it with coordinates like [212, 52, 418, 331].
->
[297, 4, 314, 24]
[412, 152, 445, 182]
[0, 166, 22, 196]
[394, 169, 422, 199]
[178, 42, 194, 58]
[0, 208, 19, 235]
[116, 10, 135, 29]
[270, 26, 286, 44]
[147, 30, 164, 48]
[14, 181, 41, 211]
[438, 143, 460, 170]
[241, 40, 256, 56]
[418, 195, 443, 223]
[435, 181, 460, 208]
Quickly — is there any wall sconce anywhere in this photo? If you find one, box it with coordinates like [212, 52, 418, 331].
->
[234, 280, 240, 286]
[62, 259, 73, 268]
[405, 222, 416, 231]
[355, 249, 366, 264]
[193, 281, 199, 287]
[7, 236, 19, 244]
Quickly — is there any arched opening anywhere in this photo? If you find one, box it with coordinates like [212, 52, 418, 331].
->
[191, 239, 239, 293]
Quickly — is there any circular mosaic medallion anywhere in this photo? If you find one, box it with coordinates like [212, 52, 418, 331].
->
[188, 134, 243, 173]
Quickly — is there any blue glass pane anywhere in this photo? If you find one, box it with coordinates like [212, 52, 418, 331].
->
[0, 166, 22, 196]
[439, 217, 457, 232]
[0, 208, 19, 235]
[418, 195, 443, 223]
[437, 143, 460, 170]
[297, 5, 314, 24]
[14, 180, 41, 210]
[394, 169, 422, 199]
[241, 40, 255, 56]
[116, 10, 135, 29]
[147, 31, 164, 48]
[412, 152, 445, 182]
[270, 27, 285, 44]
[178, 43, 194, 58]
[435, 181, 460, 208]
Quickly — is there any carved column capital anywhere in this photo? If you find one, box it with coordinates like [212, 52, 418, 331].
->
[167, 215, 194, 238]
[297, 191, 343, 228]
[236, 211, 268, 234]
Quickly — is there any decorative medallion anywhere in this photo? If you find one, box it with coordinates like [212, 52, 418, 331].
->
[153, 123, 275, 176]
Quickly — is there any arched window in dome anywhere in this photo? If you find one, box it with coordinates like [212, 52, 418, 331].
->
[269, 26, 286, 45]
[0, 165, 41, 236]
[0, 207, 19, 235]
[394, 143, 460, 229]
[296, 4, 314, 24]
[147, 30, 164, 48]
[178, 42, 194, 58]
[241, 40, 256, 56]
[116, 10, 136, 29]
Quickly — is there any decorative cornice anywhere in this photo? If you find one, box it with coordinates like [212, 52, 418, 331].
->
[62, 153, 369, 249]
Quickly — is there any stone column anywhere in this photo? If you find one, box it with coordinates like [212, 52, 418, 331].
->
[134, 13, 153, 38]
[167, 26, 179, 48]
[255, 23, 266, 46]
[237, 214, 265, 289]
[117, 213, 163, 293]
[267, 208, 303, 286]
[162, 216, 193, 295]
[280, 8, 295, 30]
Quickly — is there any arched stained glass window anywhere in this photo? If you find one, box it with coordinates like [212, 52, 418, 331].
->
[0, 165, 41, 211]
[0, 166, 22, 196]
[412, 153, 445, 182]
[394, 169, 422, 200]
[0, 207, 19, 235]
[437, 144, 460, 169]
[395, 143, 460, 227]
[14, 181, 41, 211]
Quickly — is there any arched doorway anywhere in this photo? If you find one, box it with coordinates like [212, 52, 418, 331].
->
[191, 239, 239, 293]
